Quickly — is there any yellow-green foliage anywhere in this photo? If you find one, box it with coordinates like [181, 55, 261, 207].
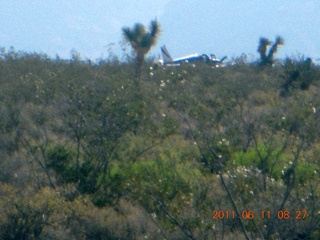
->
[0, 48, 319, 239]
[231, 144, 288, 179]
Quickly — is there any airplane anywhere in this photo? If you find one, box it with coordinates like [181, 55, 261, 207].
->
[157, 45, 227, 67]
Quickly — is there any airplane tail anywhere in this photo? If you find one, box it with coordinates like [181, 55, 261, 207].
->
[161, 45, 173, 63]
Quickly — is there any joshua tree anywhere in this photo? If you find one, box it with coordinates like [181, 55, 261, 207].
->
[258, 36, 284, 66]
[122, 19, 160, 75]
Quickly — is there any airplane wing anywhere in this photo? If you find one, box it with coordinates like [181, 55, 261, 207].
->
[173, 53, 200, 63]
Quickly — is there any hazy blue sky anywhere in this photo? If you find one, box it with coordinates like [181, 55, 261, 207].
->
[1, 0, 319, 62]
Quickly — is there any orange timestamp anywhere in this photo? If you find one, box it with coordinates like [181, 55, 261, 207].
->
[212, 210, 307, 220]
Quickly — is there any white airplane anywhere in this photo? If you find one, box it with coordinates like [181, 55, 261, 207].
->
[158, 45, 227, 67]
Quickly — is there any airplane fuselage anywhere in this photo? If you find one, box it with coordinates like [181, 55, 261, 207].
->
[160, 45, 227, 67]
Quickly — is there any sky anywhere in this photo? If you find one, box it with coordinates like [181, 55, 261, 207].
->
[1, 0, 319, 62]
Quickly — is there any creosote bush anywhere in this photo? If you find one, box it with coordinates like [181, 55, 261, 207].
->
[0, 47, 319, 239]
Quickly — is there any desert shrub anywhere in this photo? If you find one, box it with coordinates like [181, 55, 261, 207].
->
[0, 184, 64, 240]
[230, 143, 288, 180]
[0, 47, 319, 239]
[280, 57, 319, 97]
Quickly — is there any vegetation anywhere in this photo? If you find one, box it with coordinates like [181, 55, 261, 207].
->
[0, 39, 319, 239]
[258, 36, 284, 66]
[122, 19, 160, 76]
